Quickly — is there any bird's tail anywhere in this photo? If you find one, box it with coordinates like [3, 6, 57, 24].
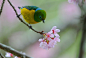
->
[18, 7, 21, 9]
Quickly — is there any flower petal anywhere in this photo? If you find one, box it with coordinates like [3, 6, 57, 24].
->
[57, 39, 60, 42]
[50, 34, 54, 38]
[54, 34, 60, 37]
[48, 40, 56, 48]
[14, 56, 19, 58]
[5, 52, 12, 57]
[39, 42, 48, 49]
[55, 29, 60, 33]
[68, 0, 79, 4]
[39, 39, 43, 41]
[54, 37, 60, 42]
[51, 26, 57, 30]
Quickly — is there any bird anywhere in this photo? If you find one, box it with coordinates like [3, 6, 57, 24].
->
[18, 6, 46, 24]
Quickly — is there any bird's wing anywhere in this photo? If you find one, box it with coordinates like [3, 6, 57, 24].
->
[22, 6, 38, 10]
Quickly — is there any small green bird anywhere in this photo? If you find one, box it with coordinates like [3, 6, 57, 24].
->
[18, 6, 46, 24]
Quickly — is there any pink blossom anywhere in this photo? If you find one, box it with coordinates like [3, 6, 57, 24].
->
[68, 0, 79, 4]
[54, 37, 60, 42]
[39, 42, 49, 49]
[5, 52, 13, 57]
[48, 40, 57, 48]
[14, 56, 20, 58]
[39, 38, 44, 42]
[45, 32, 54, 38]
[50, 26, 60, 37]
[14, 56, 19, 58]
[0, 0, 2, 6]
[39, 26, 60, 49]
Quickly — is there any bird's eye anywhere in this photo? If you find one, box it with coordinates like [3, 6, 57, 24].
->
[39, 16, 42, 19]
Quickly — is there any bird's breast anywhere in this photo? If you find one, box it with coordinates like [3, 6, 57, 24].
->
[20, 8, 38, 24]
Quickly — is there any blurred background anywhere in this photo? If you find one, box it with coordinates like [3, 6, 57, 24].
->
[0, 0, 86, 58]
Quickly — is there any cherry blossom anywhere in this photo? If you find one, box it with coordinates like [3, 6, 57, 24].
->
[39, 26, 60, 49]
[14, 56, 20, 58]
[5, 52, 21, 58]
[50, 26, 60, 37]
[68, 0, 79, 4]
[5, 52, 13, 57]
[45, 32, 54, 38]
[14, 56, 19, 58]
[54, 36, 60, 42]
[39, 42, 49, 49]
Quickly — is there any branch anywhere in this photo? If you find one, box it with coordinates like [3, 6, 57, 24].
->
[79, 16, 86, 58]
[0, 0, 5, 15]
[0, 43, 31, 58]
[7, 0, 44, 35]
[0, 53, 5, 58]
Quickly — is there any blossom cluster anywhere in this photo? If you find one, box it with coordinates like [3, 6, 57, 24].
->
[39, 26, 60, 49]
[5, 52, 20, 58]
[68, 0, 79, 4]
[68, 0, 86, 4]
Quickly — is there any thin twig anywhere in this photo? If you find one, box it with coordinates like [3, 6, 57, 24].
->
[7, 0, 44, 35]
[78, 0, 86, 58]
[0, 43, 31, 58]
[0, 53, 5, 58]
[79, 16, 86, 58]
[0, 0, 5, 15]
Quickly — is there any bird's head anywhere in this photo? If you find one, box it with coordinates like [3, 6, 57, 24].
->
[34, 9, 46, 23]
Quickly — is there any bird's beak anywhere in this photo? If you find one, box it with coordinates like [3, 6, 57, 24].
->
[41, 19, 45, 23]
[43, 20, 45, 23]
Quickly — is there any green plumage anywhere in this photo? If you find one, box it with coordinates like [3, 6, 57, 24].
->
[34, 10, 46, 22]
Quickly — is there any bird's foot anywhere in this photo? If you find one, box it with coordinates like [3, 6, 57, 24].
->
[17, 14, 21, 17]
[29, 24, 32, 29]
